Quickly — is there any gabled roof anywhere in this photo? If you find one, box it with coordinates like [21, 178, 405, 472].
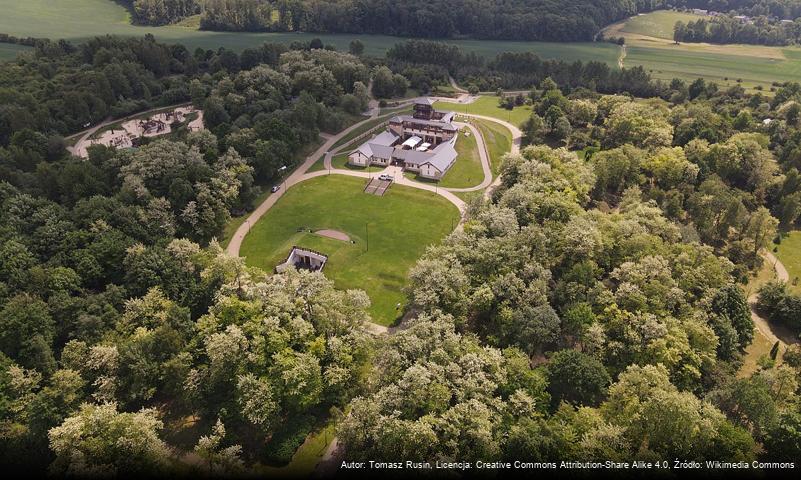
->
[415, 97, 435, 106]
[372, 130, 398, 146]
[369, 144, 394, 159]
[424, 142, 458, 171]
[394, 139, 458, 172]
[353, 131, 398, 158]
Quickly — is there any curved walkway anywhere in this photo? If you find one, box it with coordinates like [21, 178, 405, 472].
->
[442, 122, 492, 193]
[749, 250, 797, 346]
[66, 102, 192, 157]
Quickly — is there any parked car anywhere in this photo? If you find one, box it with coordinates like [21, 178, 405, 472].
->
[271, 185, 281, 193]
[378, 174, 394, 181]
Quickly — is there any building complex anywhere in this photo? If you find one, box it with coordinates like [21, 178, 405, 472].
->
[348, 98, 459, 179]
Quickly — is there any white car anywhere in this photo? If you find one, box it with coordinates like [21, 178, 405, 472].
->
[378, 174, 394, 181]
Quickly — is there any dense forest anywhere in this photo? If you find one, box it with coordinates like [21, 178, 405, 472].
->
[674, 13, 801, 45]
[342, 77, 801, 464]
[117, 0, 801, 44]
[120, 0, 669, 41]
[0, 35, 377, 474]
[2, 30, 801, 474]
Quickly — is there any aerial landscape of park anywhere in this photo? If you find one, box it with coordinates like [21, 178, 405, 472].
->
[2, 0, 801, 477]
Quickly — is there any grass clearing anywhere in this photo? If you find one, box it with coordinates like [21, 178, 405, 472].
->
[436, 128, 483, 188]
[619, 10, 705, 40]
[239, 175, 459, 325]
[776, 230, 801, 294]
[739, 329, 781, 378]
[436, 97, 531, 128]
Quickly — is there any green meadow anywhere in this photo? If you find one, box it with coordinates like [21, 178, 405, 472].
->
[437, 98, 533, 128]
[776, 230, 801, 294]
[239, 175, 459, 326]
[619, 10, 705, 40]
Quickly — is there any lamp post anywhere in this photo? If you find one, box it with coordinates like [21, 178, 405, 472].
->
[278, 165, 287, 191]
[326, 151, 330, 175]
[365, 222, 369, 252]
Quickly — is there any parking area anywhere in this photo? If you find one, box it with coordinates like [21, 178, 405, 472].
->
[364, 177, 393, 196]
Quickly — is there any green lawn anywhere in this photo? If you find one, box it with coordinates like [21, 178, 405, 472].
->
[436, 97, 531, 129]
[239, 175, 459, 325]
[776, 230, 801, 294]
[472, 118, 512, 177]
[619, 10, 705, 40]
[437, 128, 483, 188]
[0, 42, 32, 61]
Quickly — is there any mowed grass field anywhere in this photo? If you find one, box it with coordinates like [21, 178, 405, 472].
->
[436, 98, 532, 128]
[619, 10, 705, 40]
[472, 119, 513, 177]
[437, 128, 483, 188]
[239, 175, 459, 325]
[776, 230, 801, 294]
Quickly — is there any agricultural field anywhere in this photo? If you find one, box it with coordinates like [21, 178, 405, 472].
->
[607, 10, 801, 90]
[239, 175, 459, 326]
[4, 2, 801, 92]
[0, 0, 619, 63]
[776, 230, 801, 294]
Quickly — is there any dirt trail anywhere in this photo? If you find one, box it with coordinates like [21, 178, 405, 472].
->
[748, 251, 797, 346]
[618, 44, 627, 69]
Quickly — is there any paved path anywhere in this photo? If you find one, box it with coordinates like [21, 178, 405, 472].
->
[67, 102, 192, 157]
[749, 250, 798, 346]
[224, 96, 522, 344]
[313, 105, 520, 474]
[442, 122, 492, 193]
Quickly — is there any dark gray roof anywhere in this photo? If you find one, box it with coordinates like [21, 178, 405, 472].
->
[352, 131, 398, 157]
[394, 140, 458, 172]
[390, 114, 456, 131]
[415, 97, 435, 106]
[372, 130, 398, 146]
[369, 144, 394, 159]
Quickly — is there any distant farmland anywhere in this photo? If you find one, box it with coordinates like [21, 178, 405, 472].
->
[606, 10, 801, 91]
[0, 0, 618, 65]
[2, 2, 801, 92]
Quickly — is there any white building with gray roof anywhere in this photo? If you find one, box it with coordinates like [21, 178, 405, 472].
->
[348, 98, 460, 179]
